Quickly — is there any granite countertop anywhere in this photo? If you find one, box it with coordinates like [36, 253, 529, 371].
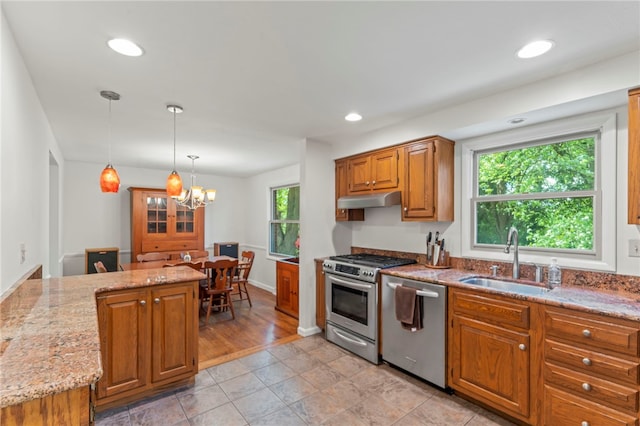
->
[383, 264, 640, 322]
[0, 266, 205, 408]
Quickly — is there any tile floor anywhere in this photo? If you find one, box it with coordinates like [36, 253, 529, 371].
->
[95, 335, 516, 425]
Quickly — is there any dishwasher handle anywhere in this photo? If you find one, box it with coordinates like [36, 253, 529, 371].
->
[386, 281, 440, 298]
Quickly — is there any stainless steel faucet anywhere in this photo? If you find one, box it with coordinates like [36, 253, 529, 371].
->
[504, 226, 519, 279]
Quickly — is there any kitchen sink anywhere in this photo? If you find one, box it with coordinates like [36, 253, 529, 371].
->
[459, 277, 551, 296]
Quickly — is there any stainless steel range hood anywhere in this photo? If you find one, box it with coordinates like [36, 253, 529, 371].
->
[337, 191, 402, 209]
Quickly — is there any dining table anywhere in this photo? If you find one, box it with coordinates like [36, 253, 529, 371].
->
[120, 255, 238, 271]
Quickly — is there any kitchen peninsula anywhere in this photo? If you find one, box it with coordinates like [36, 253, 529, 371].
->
[0, 266, 204, 425]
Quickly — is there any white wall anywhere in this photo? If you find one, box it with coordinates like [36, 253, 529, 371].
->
[1, 13, 65, 295]
[243, 163, 300, 293]
[62, 161, 246, 276]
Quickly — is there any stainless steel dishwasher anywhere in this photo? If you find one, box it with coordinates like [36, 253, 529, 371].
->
[381, 274, 447, 388]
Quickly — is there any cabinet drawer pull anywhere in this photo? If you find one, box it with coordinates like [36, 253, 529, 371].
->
[372, 180, 376, 185]
[582, 382, 592, 391]
[582, 329, 592, 338]
[140, 300, 146, 306]
[365, 181, 370, 186]
[582, 357, 592, 366]
[154, 298, 160, 304]
[518, 343, 526, 351]
[581, 422, 590, 426]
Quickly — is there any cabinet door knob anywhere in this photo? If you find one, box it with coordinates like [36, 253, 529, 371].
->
[581, 422, 590, 426]
[154, 298, 160, 304]
[372, 180, 376, 185]
[365, 181, 370, 186]
[403, 207, 408, 212]
[518, 343, 526, 351]
[582, 329, 592, 338]
[582, 357, 592, 366]
[140, 300, 146, 306]
[582, 382, 591, 391]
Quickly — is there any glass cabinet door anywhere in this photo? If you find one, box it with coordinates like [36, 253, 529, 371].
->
[146, 195, 168, 235]
[174, 205, 195, 234]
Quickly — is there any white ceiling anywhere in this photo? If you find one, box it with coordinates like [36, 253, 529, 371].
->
[3, 1, 639, 177]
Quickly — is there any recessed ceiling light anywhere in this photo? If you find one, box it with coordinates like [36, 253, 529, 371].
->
[108, 38, 144, 57]
[345, 112, 362, 122]
[517, 40, 554, 59]
[508, 117, 526, 124]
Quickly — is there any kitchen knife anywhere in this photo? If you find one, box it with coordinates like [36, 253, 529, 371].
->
[439, 239, 445, 265]
[427, 232, 432, 262]
[432, 240, 440, 266]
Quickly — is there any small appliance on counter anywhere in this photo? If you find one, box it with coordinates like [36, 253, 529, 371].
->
[322, 253, 416, 364]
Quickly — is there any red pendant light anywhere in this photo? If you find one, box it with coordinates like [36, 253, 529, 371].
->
[166, 104, 183, 197]
[100, 164, 121, 192]
[99, 90, 121, 193]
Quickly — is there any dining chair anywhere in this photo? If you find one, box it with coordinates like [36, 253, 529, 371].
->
[137, 252, 170, 262]
[232, 251, 255, 306]
[202, 259, 238, 323]
[94, 261, 108, 273]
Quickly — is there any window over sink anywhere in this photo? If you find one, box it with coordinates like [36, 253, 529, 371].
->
[461, 111, 617, 271]
[474, 133, 597, 252]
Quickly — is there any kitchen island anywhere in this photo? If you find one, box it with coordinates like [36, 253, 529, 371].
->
[0, 266, 204, 425]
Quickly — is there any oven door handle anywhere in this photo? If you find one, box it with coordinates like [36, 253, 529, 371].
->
[328, 275, 374, 290]
[386, 281, 439, 298]
[332, 328, 367, 347]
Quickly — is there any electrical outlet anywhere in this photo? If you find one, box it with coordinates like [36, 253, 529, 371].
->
[629, 239, 640, 257]
[20, 243, 26, 264]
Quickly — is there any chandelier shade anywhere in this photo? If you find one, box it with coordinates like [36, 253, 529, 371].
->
[99, 90, 121, 193]
[173, 155, 216, 210]
[165, 104, 183, 196]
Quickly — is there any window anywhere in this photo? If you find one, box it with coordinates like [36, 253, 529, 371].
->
[269, 184, 300, 257]
[473, 132, 598, 254]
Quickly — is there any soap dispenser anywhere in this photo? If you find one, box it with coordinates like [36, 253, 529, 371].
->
[548, 258, 562, 288]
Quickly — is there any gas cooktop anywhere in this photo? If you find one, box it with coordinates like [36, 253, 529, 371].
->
[329, 253, 416, 269]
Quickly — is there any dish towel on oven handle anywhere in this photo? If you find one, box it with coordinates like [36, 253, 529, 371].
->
[394, 285, 423, 332]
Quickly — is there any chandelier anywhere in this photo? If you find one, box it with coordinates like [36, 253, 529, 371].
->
[173, 155, 216, 210]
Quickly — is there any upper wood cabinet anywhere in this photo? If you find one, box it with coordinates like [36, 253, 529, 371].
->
[401, 136, 454, 222]
[335, 159, 364, 221]
[129, 187, 204, 261]
[628, 88, 640, 224]
[347, 147, 400, 194]
[335, 135, 455, 222]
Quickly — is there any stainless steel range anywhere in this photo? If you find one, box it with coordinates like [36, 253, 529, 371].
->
[323, 253, 416, 364]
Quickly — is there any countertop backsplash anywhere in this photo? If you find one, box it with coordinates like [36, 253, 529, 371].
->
[351, 246, 640, 295]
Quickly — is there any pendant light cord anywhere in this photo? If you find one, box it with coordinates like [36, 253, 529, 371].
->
[107, 98, 112, 164]
[172, 108, 177, 170]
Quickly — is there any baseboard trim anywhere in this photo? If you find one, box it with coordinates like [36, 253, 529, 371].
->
[297, 325, 321, 337]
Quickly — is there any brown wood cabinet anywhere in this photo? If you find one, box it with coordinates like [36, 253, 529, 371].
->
[276, 258, 299, 319]
[448, 288, 536, 424]
[402, 136, 454, 222]
[95, 281, 198, 410]
[335, 159, 364, 221]
[347, 147, 400, 194]
[542, 306, 640, 425]
[628, 88, 640, 224]
[129, 187, 204, 262]
[1, 386, 90, 426]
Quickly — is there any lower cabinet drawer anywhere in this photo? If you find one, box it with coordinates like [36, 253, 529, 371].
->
[545, 362, 639, 414]
[545, 339, 640, 385]
[451, 290, 529, 329]
[142, 240, 198, 252]
[544, 385, 639, 426]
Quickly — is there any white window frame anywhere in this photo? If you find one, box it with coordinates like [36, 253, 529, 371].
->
[268, 183, 300, 258]
[460, 111, 617, 272]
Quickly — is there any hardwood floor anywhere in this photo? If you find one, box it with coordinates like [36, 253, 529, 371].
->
[198, 283, 300, 369]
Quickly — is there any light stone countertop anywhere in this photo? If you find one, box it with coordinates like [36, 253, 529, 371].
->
[383, 264, 640, 322]
[0, 266, 205, 408]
